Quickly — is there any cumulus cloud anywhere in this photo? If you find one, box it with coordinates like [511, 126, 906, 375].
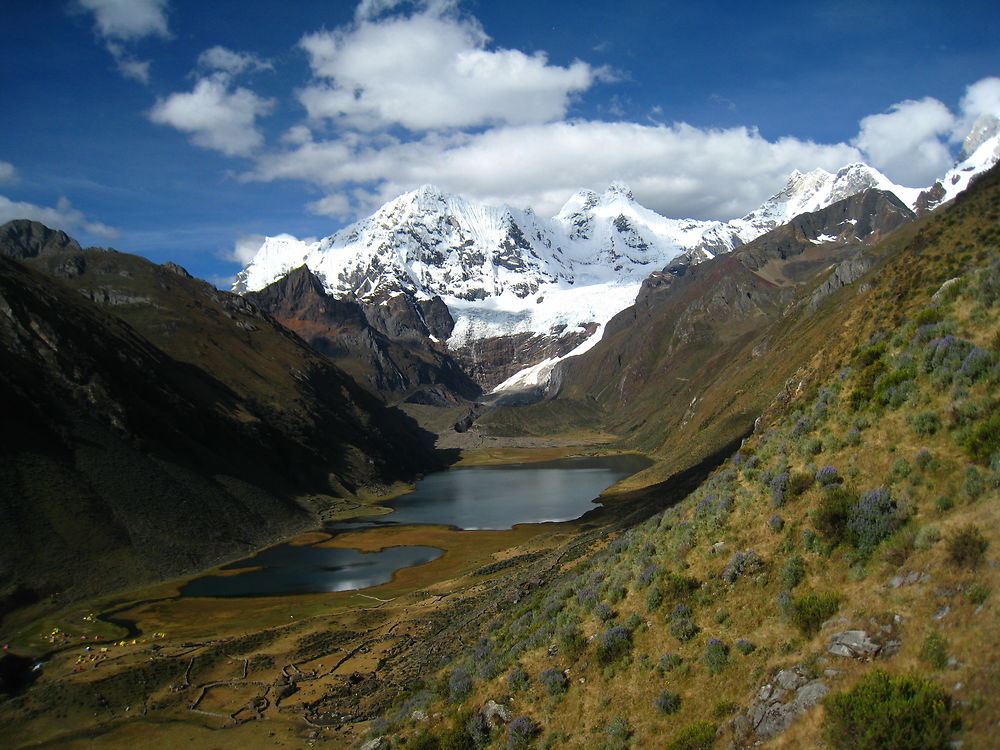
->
[149, 74, 274, 156]
[249, 121, 861, 220]
[78, 0, 168, 83]
[853, 97, 956, 186]
[0, 194, 119, 239]
[197, 46, 272, 76]
[0, 161, 18, 184]
[221, 233, 267, 264]
[78, 0, 169, 40]
[297, 7, 595, 131]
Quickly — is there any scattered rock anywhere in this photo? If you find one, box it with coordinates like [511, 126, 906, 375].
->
[823, 669, 844, 678]
[934, 606, 951, 621]
[481, 700, 511, 729]
[360, 738, 389, 750]
[411, 710, 427, 722]
[821, 616, 849, 630]
[775, 668, 808, 691]
[827, 630, 882, 659]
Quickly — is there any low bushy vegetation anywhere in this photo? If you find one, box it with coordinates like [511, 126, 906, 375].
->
[823, 670, 960, 750]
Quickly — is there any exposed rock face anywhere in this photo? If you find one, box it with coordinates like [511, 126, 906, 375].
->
[246, 266, 481, 405]
[732, 667, 830, 745]
[0, 218, 87, 259]
[451, 324, 598, 392]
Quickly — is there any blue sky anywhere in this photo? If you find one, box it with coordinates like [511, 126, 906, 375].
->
[1, 0, 998, 285]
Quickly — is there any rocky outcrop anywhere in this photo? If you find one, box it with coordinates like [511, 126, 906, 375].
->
[731, 667, 830, 745]
[247, 266, 481, 404]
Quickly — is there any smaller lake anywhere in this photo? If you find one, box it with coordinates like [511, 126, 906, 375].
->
[180, 544, 443, 598]
[180, 453, 649, 598]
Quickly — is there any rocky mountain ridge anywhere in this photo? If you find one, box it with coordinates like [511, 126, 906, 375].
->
[234, 127, 999, 397]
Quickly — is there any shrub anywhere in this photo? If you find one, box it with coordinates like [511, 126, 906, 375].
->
[779, 555, 806, 589]
[815, 466, 840, 486]
[594, 603, 615, 622]
[914, 525, 941, 550]
[637, 564, 660, 588]
[669, 618, 700, 643]
[507, 715, 540, 750]
[814, 487, 855, 543]
[556, 626, 585, 661]
[721, 550, 764, 584]
[920, 631, 950, 670]
[411, 731, 442, 750]
[789, 591, 841, 636]
[704, 638, 730, 674]
[662, 573, 701, 601]
[538, 668, 568, 696]
[789, 471, 815, 496]
[768, 514, 785, 533]
[946, 524, 989, 568]
[934, 495, 955, 513]
[665, 721, 717, 750]
[735, 639, 756, 655]
[645, 583, 664, 612]
[822, 670, 960, 750]
[910, 411, 941, 436]
[659, 653, 683, 672]
[914, 449, 934, 470]
[448, 668, 473, 703]
[964, 413, 1000, 464]
[803, 438, 824, 456]
[655, 690, 682, 714]
[770, 472, 790, 507]
[596, 626, 632, 664]
[847, 488, 904, 554]
[507, 666, 530, 692]
[604, 717, 631, 749]
[671, 602, 693, 620]
[968, 582, 991, 605]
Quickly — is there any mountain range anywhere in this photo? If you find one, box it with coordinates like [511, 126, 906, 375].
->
[233, 116, 1000, 400]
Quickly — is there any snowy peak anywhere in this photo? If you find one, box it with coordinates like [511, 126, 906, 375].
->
[958, 114, 1000, 162]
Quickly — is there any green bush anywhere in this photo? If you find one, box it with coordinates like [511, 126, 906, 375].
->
[789, 591, 841, 636]
[823, 670, 960, 750]
[946, 524, 989, 568]
[920, 631, 950, 670]
[968, 581, 991, 605]
[814, 488, 854, 543]
[963, 414, 1000, 464]
[910, 411, 942, 436]
[669, 617, 700, 643]
[934, 495, 955, 513]
[665, 721, 717, 750]
[711, 700, 738, 719]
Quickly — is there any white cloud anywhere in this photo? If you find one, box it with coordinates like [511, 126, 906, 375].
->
[221, 233, 267, 264]
[78, 0, 169, 40]
[354, 0, 408, 22]
[853, 97, 956, 187]
[0, 161, 18, 184]
[78, 0, 167, 83]
[249, 121, 861, 220]
[149, 74, 274, 156]
[306, 193, 353, 220]
[297, 8, 595, 131]
[0, 194, 119, 240]
[105, 42, 151, 83]
[198, 46, 272, 76]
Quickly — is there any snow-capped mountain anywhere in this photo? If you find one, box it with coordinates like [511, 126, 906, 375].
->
[234, 126, 999, 394]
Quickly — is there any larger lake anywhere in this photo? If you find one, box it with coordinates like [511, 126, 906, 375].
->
[181, 453, 649, 597]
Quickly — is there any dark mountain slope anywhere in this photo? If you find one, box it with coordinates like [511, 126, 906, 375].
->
[0, 226, 441, 626]
[479, 189, 917, 479]
[246, 265, 482, 405]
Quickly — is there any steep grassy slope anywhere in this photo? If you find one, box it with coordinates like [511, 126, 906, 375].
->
[0, 226, 441, 628]
[362, 168, 1000, 748]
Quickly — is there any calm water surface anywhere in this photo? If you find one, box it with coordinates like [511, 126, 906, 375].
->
[181, 454, 649, 597]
